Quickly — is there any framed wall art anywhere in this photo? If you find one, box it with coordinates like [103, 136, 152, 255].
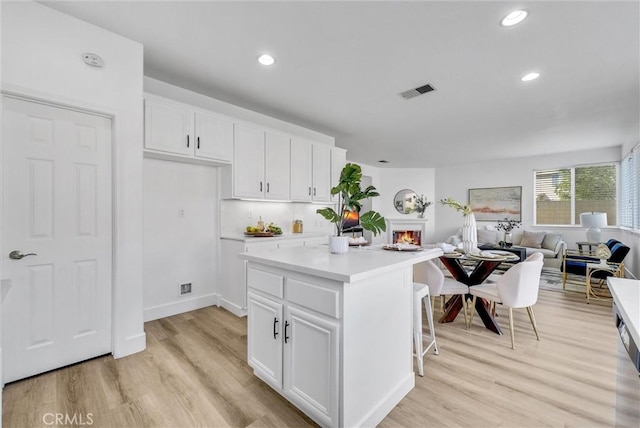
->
[469, 186, 522, 221]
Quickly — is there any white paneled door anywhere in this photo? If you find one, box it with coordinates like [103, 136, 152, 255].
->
[2, 97, 113, 383]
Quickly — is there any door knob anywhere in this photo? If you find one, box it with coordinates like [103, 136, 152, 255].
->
[9, 250, 37, 260]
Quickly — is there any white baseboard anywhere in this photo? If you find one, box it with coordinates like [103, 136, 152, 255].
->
[113, 332, 146, 359]
[143, 293, 220, 322]
[219, 297, 247, 317]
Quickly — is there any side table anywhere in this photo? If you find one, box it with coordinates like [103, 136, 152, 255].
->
[585, 262, 623, 303]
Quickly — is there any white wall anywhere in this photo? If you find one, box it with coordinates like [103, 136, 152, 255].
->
[378, 168, 437, 242]
[143, 159, 219, 321]
[1, 1, 145, 357]
[220, 200, 335, 236]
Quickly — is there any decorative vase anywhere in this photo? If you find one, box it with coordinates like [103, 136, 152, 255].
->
[417, 211, 425, 219]
[461, 212, 478, 253]
[504, 231, 513, 248]
[329, 236, 350, 254]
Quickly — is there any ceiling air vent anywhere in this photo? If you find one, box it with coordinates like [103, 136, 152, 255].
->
[399, 83, 435, 100]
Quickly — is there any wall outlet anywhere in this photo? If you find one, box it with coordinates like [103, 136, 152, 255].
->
[180, 283, 192, 295]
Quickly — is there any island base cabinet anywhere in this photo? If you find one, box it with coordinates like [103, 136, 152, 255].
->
[284, 306, 339, 428]
[247, 266, 339, 427]
[247, 292, 283, 390]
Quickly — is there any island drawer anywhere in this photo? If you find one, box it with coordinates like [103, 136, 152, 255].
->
[247, 267, 284, 298]
[286, 278, 340, 318]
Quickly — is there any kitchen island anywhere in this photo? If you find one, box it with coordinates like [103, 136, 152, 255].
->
[238, 245, 443, 428]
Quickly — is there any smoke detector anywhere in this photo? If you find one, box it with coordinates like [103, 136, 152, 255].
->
[399, 83, 435, 100]
[82, 53, 104, 68]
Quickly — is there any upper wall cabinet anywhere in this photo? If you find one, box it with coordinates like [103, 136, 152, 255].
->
[330, 147, 347, 202]
[290, 139, 338, 203]
[144, 95, 233, 164]
[223, 123, 290, 200]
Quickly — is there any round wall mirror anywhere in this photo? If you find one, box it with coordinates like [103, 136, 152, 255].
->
[393, 189, 417, 214]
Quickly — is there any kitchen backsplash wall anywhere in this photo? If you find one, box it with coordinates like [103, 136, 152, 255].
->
[220, 199, 335, 236]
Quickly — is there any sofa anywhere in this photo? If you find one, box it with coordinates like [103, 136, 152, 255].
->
[446, 227, 567, 267]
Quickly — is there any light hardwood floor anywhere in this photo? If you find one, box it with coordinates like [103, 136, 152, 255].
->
[3, 289, 625, 427]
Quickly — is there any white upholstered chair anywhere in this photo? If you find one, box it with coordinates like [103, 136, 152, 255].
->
[412, 282, 438, 377]
[468, 253, 544, 349]
[416, 260, 470, 325]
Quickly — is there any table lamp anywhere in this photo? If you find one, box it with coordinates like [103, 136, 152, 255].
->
[579, 212, 607, 243]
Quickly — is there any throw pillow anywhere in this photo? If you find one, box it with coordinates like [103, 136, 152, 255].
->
[477, 229, 498, 245]
[541, 233, 561, 251]
[520, 231, 546, 248]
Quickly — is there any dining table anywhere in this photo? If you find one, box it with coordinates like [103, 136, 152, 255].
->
[438, 250, 520, 335]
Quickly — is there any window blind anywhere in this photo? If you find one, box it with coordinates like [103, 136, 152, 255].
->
[535, 163, 617, 225]
[620, 144, 639, 229]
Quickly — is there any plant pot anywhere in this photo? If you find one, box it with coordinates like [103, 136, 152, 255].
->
[461, 213, 478, 253]
[329, 236, 350, 254]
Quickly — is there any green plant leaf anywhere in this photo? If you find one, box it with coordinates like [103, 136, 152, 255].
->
[316, 208, 340, 224]
[359, 211, 387, 236]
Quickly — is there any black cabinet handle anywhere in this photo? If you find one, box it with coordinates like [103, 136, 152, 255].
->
[267, 182, 270, 193]
[313, 188, 316, 196]
[260, 182, 263, 192]
[273, 318, 279, 339]
[197, 136, 200, 149]
[284, 321, 290, 343]
[308, 187, 311, 196]
[187, 135, 190, 148]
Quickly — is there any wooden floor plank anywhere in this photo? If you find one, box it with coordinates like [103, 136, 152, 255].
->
[3, 289, 628, 427]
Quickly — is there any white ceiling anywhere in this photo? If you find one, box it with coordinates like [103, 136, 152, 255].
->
[42, 1, 639, 168]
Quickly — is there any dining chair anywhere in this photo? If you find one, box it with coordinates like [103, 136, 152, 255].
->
[415, 260, 470, 326]
[467, 252, 544, 349]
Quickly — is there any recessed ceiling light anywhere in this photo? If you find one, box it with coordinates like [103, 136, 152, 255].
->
[501, 10, 528, 27]
[521, 72, 540, 82]
[257, 54, 275, 66]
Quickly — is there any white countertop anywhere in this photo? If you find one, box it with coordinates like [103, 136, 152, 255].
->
[238, 245, 443, 283]
[221, 232, 327, 243]
[608, 277, 640, 346]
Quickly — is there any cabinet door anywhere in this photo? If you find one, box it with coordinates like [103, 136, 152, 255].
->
[234, 124, 265, 198]
[264, 132, 291, 200]
[248, 292, 283, 389]
[312, 144, 332, 202]
[194, 111, 233, 162]
[284, 306, 339, 427]
[330, 147, 347, 203]
[144, 98, 193, 156]
[290, 139, 313, 201]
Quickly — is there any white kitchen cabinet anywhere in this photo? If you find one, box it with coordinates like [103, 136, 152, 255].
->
[284, 305, 339, 426]
[312, 144, 332, 202]
[290, 139, 313, 201]
[225, 124, 290, 200]
[330, 147, 347, 203]
[233, 124, 266, 199]
[144, 95, 232, 164]
[290, 139, 334, 203]
[194, 111, 233, 161]
[247, 291, 283, 389]
[144, 96, 193, 156]
[247, 266, 339, 427]
[264, 132, 291, 200]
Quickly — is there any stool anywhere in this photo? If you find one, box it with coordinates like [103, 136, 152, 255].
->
[413, 282, 439, 377]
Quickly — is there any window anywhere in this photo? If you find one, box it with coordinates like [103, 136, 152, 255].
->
[620, 144, 639, 229]
[535, 163, 617, 225]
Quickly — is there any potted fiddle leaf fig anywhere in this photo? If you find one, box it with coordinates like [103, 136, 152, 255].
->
[317, 163, 386, 254]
